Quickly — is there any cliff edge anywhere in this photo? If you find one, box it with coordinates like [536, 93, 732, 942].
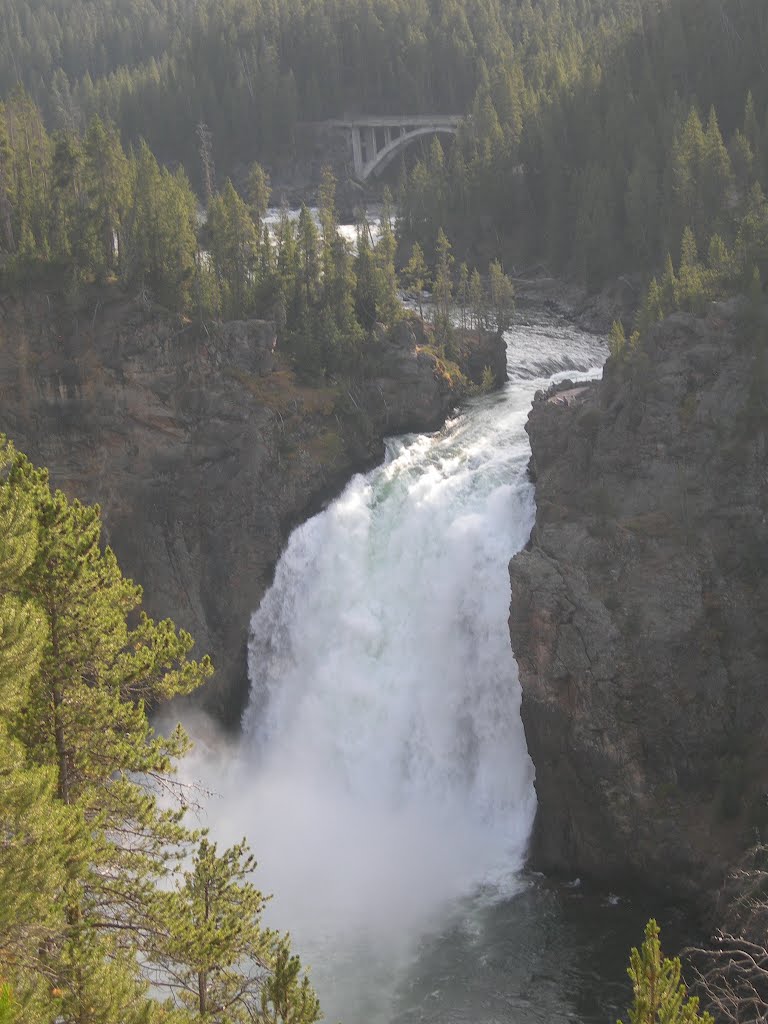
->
[0, 289, 505, 726]
[509, 303, 768, 906]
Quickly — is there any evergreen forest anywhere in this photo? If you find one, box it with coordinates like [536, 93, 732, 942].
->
[397, 0, 768, 321]
[0, 86, 518, 382]
[0, 0, 648, 181]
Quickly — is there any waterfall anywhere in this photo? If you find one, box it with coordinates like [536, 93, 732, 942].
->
[199, 315, 606, 1022]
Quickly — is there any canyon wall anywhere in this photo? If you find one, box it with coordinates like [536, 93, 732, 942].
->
[509, 303, 768, 906]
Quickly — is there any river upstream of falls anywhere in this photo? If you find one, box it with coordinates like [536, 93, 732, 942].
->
[184, 312, 686, 1024]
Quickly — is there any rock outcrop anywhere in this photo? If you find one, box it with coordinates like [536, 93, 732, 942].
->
[0, 290, 504, 725]
[513, 272, 641, 334]
[509, 304, 768, 906]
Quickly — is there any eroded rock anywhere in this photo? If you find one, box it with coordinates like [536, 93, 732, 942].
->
[509, 309, 768, 907]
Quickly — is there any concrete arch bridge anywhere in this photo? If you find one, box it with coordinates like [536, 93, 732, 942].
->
[327, 115, 463, 181]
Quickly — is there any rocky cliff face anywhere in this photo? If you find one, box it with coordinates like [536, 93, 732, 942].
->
[509, 304, 768, 906]
[1, 290, 505, 726]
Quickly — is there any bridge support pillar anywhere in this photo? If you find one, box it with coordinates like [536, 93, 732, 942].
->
[362, 126, 376, 165]
[351, 127, 363, 179]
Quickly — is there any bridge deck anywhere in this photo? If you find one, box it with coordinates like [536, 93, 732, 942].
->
[324, 114, 463, 128]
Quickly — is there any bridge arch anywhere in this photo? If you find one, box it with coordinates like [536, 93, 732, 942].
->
[362, 125, 459, 180]
[325, 116, 463, 182]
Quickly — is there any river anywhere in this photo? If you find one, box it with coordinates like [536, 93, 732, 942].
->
[186, 311, 686, 1023]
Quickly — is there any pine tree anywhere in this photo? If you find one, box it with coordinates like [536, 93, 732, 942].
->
[155, 837, 321, 1024]
[373, 189, 400, 326]
[402, 242, 429, 320]
[123, 140, 162, 298]
[670, 107, 705, 247]
[488, 259, 515, 333]
[0, 436, 327, 1022]
[317, 165, 337, 287]
[208, 180, 260, 318]
[0, 103, 15, 253]
[354, 218, 378, 331]
[123, 143, 198, 311]
[677, 226, 707, 313]
[743, 92, 761, 160]
[247, 162, 271, 234]
[83, 115, 130, 278]
[0, 439, 87, 1020]
[432, 227, 454, 347]
[469, 267, 485, 331]
[260, 942, 322, 1024]
[154, 166, 199, 312]
[609, 319, 627, 359]
[661, 253, 678, 310]
[636, 277, 666, 337]
[5, 88, 52, 261]
[701, 107, 733, 236]
[707, 234, 735, 287]
[49, 131, 83, 265]
[296, 203, 320, 310]
[618, 920, 714, 1024]
[735, 183, 768, 284]
[750, 92, 766, 181]
[457, 262, 469, 330]
[197, 121, 216, 209]
[6, 451, 212, 1011]
[729, 130, 754, 191]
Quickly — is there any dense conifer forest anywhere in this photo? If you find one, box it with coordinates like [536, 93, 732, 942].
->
[398, 0, 768, 307]
[0, 0, 646, 181]
[4, 0, 768, 326]
[0, 85, 518, 383]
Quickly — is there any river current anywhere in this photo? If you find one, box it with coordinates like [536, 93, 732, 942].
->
[187, 313, 684, 1023]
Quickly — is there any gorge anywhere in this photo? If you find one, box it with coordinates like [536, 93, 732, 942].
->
[6, 278, 765, 1021]
[180, 311, 624, 1023]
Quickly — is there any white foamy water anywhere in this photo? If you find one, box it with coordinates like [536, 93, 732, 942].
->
[264, 205, 382, 250]
[191, 313, 606, 1023]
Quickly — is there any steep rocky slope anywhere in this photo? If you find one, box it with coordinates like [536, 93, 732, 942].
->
[0, 289, 504, 725]
[509, 303, 768, 905]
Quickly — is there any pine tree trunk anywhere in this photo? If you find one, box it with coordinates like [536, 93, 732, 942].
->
[198, 969, 208, 1016]
[50, 608, 71, 805]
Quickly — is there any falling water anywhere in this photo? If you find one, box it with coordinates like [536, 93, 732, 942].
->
[197, 314, 609, 1022]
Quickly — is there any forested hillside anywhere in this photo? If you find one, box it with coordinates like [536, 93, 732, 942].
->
[8, 0, 768, 312]
[400, 0, 768, 301]
[1, 0, 650, 182]
[0, 81, 520, 385]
